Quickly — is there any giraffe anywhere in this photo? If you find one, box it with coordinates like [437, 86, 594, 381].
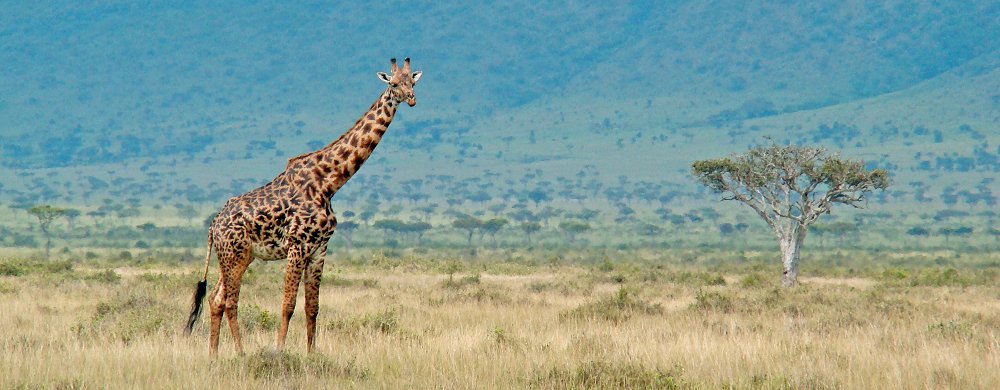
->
[184, 58, 422, 356]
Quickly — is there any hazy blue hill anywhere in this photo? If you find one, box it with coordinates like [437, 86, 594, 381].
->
[576, 1, 999, 112]
[0, 1, 996, 209]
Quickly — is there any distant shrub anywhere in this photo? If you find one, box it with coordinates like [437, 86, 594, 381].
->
[880, 268, 909, 281]
[664, 271, 726, 287]
[596, 258, 615, 272]
[328, 307, 400, 336]
[691, 289, 735, 313]
[0, 261, 25, 276]
[324, 275, 379, 289]
[909, 268, 970, 287]
[0, 259, 73, 276]
[85, 269, 121, 284]
[879, 267, 984, 287]
[533, 361, 685, 389]
[738, 273, 769, 289]
[72, 292, 172, 344]
[442, 273, 481, 289]
[562, 287, 663, 324]
[43, 260, 74, 273]
[231, 350, 369, 381]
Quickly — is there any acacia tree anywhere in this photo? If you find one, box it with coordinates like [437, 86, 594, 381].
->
[452, 216, 482, 246]
[481, 218, 508, 246]
[692, 143, 889, 287]
[28, 205, 67, 259]
[519, 222, 541, 245]
[559, 220, 591, 243]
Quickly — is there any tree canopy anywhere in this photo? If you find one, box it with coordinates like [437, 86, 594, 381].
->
[692, 143, 889, 240]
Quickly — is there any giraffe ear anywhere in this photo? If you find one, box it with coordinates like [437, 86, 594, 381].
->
[411, 71, 422, 84]
[377, 72, 391, 84]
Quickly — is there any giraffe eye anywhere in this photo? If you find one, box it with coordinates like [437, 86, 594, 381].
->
[391, 83, 399, 88]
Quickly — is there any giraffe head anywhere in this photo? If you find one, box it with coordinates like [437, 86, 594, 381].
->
[377, 58, 422, 107]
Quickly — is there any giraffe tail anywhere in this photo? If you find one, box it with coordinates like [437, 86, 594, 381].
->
[184, 234, 213, 335]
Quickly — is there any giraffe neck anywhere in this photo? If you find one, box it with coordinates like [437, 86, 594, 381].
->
[285, 89, 399, 199]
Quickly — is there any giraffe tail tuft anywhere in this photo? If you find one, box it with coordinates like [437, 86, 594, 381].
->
[184, 279, 208, 335]
[185, 233, 213, 335]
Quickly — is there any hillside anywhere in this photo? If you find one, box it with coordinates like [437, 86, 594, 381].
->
[0, 1, 996, 215]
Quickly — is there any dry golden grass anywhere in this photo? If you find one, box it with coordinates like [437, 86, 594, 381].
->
[1, 257, 997, 389]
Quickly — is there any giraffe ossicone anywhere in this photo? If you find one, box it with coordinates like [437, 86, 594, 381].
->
[184, 58, 421, 357]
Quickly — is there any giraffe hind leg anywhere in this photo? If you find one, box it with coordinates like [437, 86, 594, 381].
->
[303, 254, 326, 353]
[223, 257, 250, 355]
[208, 280, 225, 357]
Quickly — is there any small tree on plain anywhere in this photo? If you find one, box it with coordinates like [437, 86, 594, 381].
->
[519, 222, 541, 245]
[63, 208, 81, 231]
[481, 218, 508, 246]
[28, 205, 67, 259]
[559, 220, 591, 243]
[692, 143, 889, 287]
[452, 216, 482, 246]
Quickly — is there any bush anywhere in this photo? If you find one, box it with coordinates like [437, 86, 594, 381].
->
[738, 272, 770, 289]
[324, 275, 379, 289]
[909, 268, 970, 287]
[72, 292, 173, 344]
[879, 267, 983, 287]
[42, 260, 74, 273]
[533, 361, 685, 389]
[664, 270, 726, 287]
[0, 261, 25, 276]
[239, 304, 278, 332]
[0, 259, 73, 276]
[691, 289, 734, 313]
[232, 350, 369, 381]
[328, 307, 400, 336]
[562, 287, 663, 324]
[442, 273, 481, 289]
[86, 269, 122, 284]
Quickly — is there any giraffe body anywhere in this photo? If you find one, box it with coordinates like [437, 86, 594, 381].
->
[185, 58, 421, 356]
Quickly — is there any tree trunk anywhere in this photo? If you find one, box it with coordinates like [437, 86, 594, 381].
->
[44, 234, 51, 260]
[779, 224, 807, 287]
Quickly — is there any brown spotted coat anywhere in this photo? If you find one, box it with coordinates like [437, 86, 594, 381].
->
[194, 58, 420, 356]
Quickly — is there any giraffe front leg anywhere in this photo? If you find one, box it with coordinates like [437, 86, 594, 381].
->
[276, 251, 306, 350]
[303, 253, 326, 353]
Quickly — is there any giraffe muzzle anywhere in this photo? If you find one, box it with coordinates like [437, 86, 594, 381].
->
[407, 97, 416, 107]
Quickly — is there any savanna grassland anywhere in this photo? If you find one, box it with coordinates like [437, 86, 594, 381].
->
[2, 248, 997, 389]
[1, 3, 998, 389]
